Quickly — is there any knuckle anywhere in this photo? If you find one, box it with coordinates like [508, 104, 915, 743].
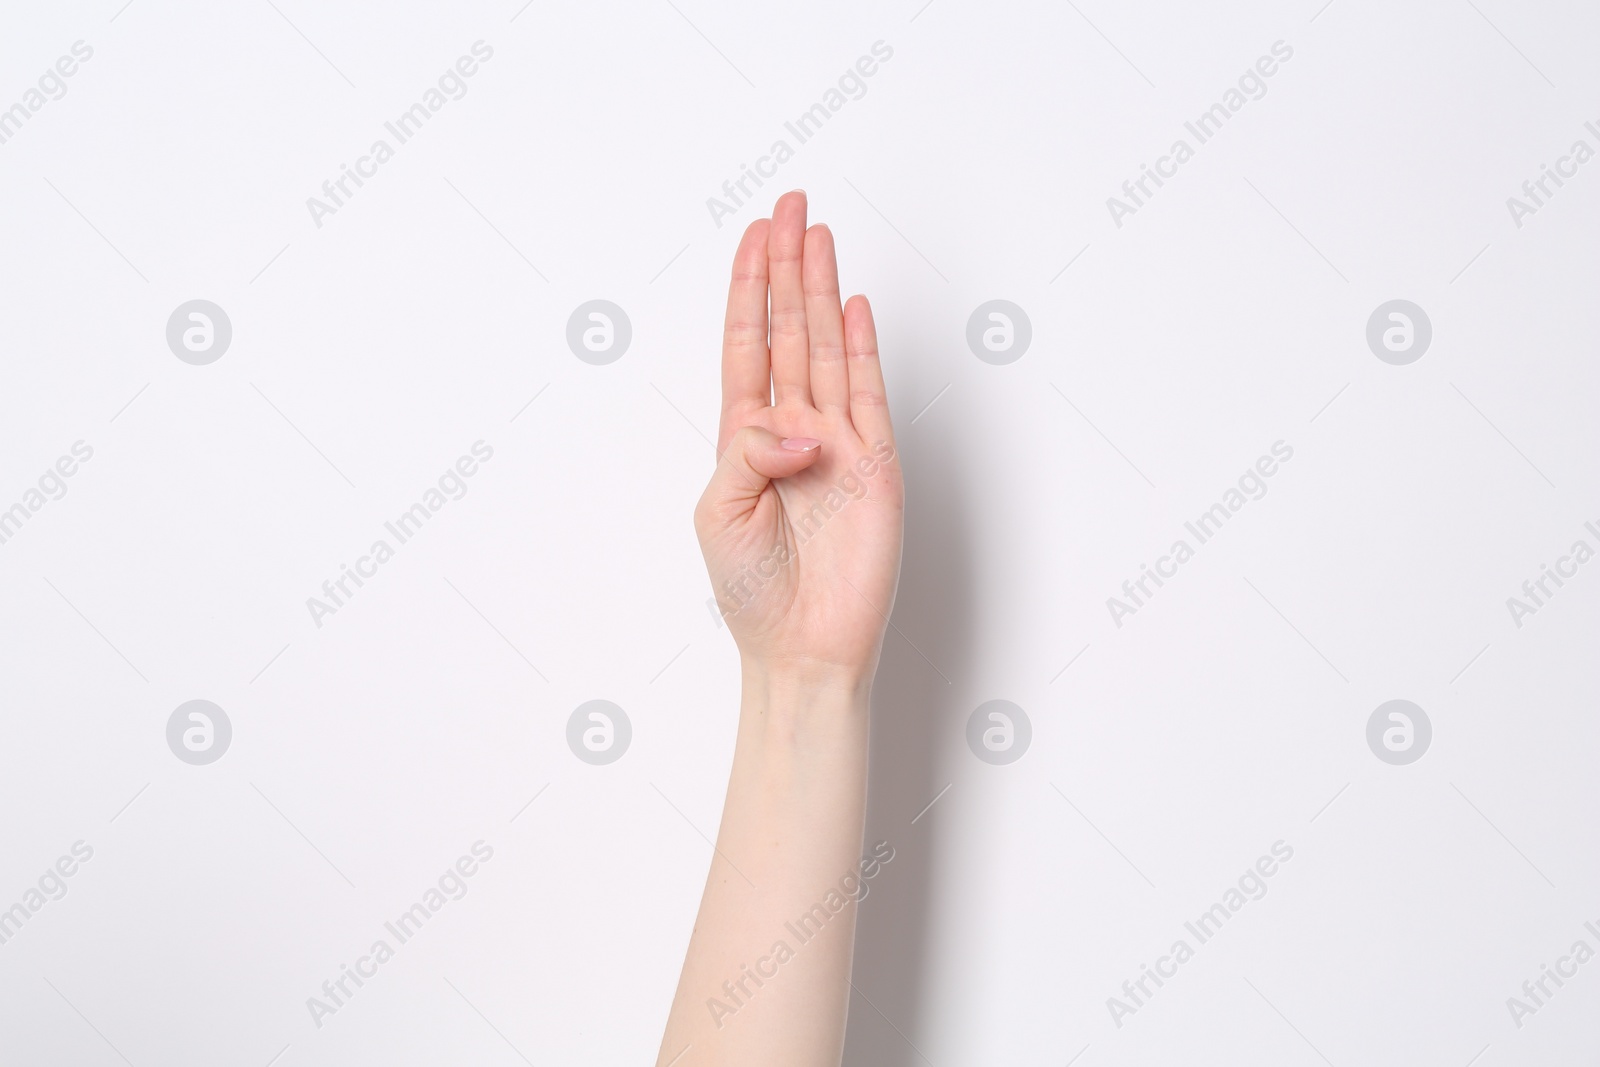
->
[723, 321, 766, 344]
[769, 308, 807, 337]
[769, 238, 803, 263]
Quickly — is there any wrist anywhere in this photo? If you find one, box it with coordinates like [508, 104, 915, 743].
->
[740, 654, 875, 709]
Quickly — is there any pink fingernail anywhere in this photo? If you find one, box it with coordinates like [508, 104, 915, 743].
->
[781, 437, 821, 452]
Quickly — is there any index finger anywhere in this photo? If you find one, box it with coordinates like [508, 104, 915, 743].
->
[720, 218, 772, 447]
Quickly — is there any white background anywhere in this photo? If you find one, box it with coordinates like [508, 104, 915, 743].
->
[0, 1, 1596, 1064]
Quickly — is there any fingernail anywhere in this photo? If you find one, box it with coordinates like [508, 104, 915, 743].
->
[781, 437, 821, 452]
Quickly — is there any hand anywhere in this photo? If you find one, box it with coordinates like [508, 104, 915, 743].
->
[694, 191, 904, 688]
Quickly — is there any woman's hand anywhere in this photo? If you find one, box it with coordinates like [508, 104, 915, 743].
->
[694, 191, 905, 689]
[660, 191, 897, 1067]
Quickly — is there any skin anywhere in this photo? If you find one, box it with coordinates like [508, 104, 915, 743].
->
[656, 191, 905, 1067]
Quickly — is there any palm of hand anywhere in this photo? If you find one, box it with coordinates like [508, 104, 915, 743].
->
[695, 193, 904, 679]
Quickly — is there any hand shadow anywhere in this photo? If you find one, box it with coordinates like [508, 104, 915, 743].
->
[843, 418, 974, 1066]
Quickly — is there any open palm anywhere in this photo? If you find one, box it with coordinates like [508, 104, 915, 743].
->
[694, 191, 904, 681]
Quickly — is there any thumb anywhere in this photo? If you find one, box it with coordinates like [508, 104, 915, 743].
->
[699, 426, 823, 519]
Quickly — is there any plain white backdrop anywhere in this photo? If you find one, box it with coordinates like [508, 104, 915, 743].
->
[0, 0, 1596, 1063]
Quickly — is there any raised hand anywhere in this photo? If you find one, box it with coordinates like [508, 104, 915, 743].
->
[694, 191, 904, 686]
[661, 191, 903, 1067]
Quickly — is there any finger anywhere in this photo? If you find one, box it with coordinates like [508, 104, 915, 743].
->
[844, 295, 893, 443]
[720, 218, 772, 447]
[694, 426, 823, 530]
[767, 190, 812, 407]
[803, 224, 849, 414]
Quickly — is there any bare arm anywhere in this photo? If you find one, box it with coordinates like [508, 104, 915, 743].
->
[657, 191, 904, 1067]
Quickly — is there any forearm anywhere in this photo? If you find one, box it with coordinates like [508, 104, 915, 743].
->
[658, 661, 872, 1067]
[665, 190, 900, 1064]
